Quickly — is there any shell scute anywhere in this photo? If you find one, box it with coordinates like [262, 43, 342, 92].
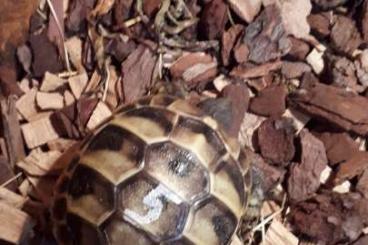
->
[145, 141, 210, 203]
[118, 174, 189, 241]
[52, 95, 250, 245]
[67, 164, 115, 225]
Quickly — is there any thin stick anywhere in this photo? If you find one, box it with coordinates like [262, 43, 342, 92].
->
[252, 194, 287, 233]
[1, 172, 22, 188]
[124, 16, 142, 28]
[227, 8, 235, 26]
[58, 71, 78, 78]
[46, 0, 72, 72]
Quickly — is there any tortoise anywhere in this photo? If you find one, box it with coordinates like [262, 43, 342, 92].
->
[52, 94, 259, 245]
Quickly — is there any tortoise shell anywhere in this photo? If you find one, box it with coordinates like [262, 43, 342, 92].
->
[52, 95, 252, 245]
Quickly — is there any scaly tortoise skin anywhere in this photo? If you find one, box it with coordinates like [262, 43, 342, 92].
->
[52, 94, 252, 245]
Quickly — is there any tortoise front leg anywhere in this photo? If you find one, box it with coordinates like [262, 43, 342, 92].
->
[237, 147, 266, 242]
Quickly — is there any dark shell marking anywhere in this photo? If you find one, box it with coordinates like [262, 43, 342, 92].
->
[52, 95, 251, 245]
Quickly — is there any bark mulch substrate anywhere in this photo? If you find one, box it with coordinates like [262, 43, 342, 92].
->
[1, 0, 368, 244]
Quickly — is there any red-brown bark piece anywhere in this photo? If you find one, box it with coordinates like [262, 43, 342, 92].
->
[246, 148, 285, 194]
[290, 192, 367, 244]
[334, 152, 368, 185]
[170, 52, 217, 88]
[281, 61, 311, 79]
[121, 45, 156, 103]
[233, 42, 249, 64]
[330, 15, 362, 55]
[357, 170, 368, 198]
[221, 84, 250, 137]
[355, 50, 368, 88]
[249, 84, 287, 117]
[317, 132, 359, 166]
[289, 82, 368, 135]
[287, 129, 328, 202]
[230, 61, 282, 79]
[362, 0, 368, 43]
[353, 235, 368, 245]
[257, 117, 295, 166]
[307, 12, 331, 37]
[221, 25, 244, 66]
[199, 0, 228, 39]
[288, 37, 310, 61]
[243, 4, 290, 64]
[328, 56, 361, 92]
